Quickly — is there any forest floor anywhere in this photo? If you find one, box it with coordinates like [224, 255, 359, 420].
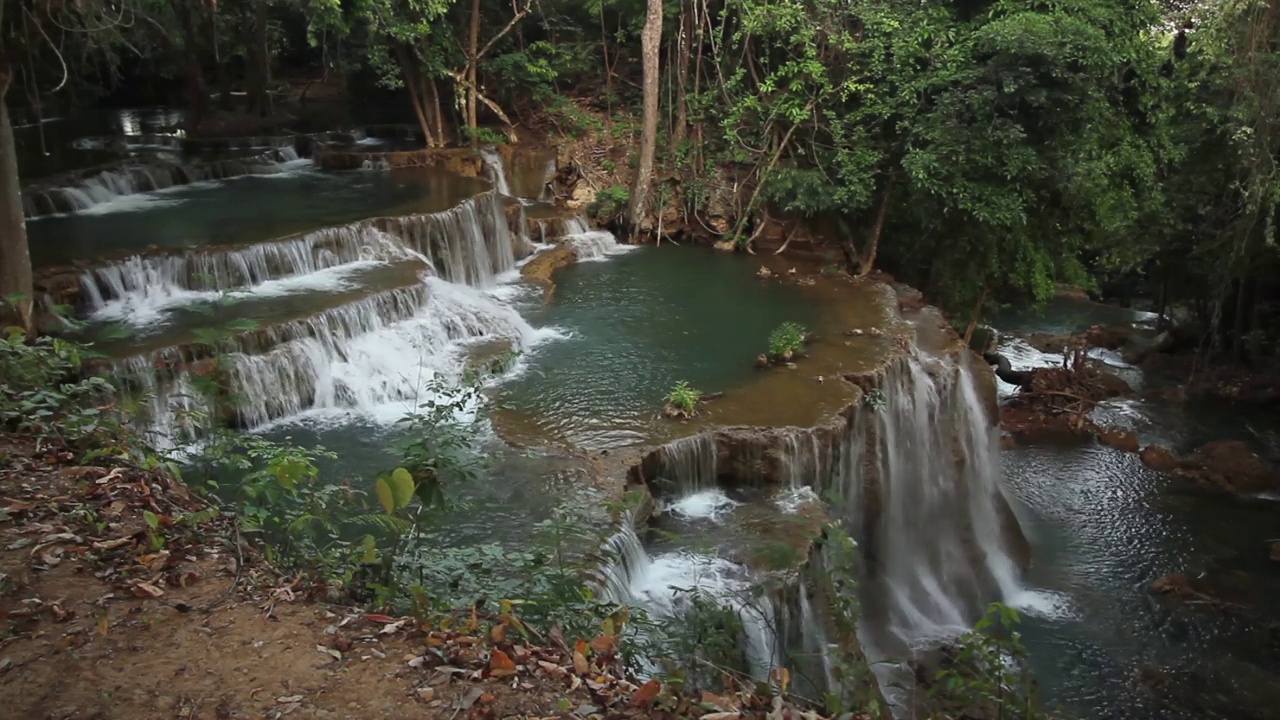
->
[0, 435, 832, 720]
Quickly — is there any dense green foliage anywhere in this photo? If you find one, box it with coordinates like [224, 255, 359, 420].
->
[9, 0, 1278, 356]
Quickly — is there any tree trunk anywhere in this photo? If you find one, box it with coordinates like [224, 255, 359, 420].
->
[427, 77, 446, 147]
[466, 0, 481, 140]
[0, 84, 33, 332]
[672, 4, 691, 150]
[247, 0, 272, 117]
[857, 175, 894, 277]
[172, 0, 208, 128]
[628, 0, 664, 237]
[205, 4, 232, 112]
[397, 48, 435, 148]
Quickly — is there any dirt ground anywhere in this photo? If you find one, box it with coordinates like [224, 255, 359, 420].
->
[0, 436, 829, 720]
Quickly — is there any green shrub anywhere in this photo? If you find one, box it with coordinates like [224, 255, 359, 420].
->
[768, 322, 808, 359]
[666, 381, 702, 415]
[588, 185, 630, 223]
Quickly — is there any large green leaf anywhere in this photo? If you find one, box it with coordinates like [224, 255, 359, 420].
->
[374, 476, 396, 514]
[389, 467, 416, 510]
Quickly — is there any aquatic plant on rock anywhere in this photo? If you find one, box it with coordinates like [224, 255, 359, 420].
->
[664, 380, 702, 419]
[763, 322, 810, 366]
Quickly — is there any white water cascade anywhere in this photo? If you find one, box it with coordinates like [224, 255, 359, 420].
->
[23, 148, 302, 218]
[859, 354, 1023, 647]
[479, 147, 512, 196]
[567, 231, 635, 261]
[595, 521, 781, 681]
[79, 193, 517, 321]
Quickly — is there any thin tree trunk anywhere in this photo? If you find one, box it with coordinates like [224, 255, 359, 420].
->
[628, 0, 664, 237]
[247, 0, 272, 116]
[0, 83, 33, 332]
[963, 284, 989, 347]
[172, 0, 208, 128]
[397, 48, 435, 148]
[599, 3, 612, 128]
[427, 77, 446, 146]
[467, 0, 481, 139]
[857, 175, 894, 277]
[673, 3, 691, 150]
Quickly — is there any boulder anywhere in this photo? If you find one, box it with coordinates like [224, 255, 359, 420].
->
[1140, 445, 1180, 473]
[1182, 440, 1276, 494]
[1098, 428, 1140, 453]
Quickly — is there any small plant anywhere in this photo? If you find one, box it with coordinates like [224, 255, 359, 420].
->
[665, 381, 702, 417]
[862, 387, 887, 411]
[588, 185, 630, 224]
[768, 322, 809, 361]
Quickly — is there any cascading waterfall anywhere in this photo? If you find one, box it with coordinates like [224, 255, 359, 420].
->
[594, 520, 781, 681]
[566, 230, 634, 262]
[80, 227, 415, 321]
[125, 277, 545, 441]
[380, 193, 517, 287]
[479, 147, 512, 196]
[79, 192, 517, 319]
[858, 353, 1022, 647]
[655, 433, 718, 492]
[22, 147, 302, 218]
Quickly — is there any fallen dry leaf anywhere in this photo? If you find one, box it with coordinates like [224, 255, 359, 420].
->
[489, 649, 517, 677]
[590, 633, 616, 656]
[572, 651, 589, 675]
[131, 582, 165, 598]
[629, 679, 661, 708]
[490, 623, 507, 644]
[701, 713, 742, 720]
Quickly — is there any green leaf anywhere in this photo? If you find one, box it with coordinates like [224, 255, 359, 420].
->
[360, 534, 378, 564]
[143, 510, 160, 530]
[374, 476, 396, 515]
[389, 467, 415, 510]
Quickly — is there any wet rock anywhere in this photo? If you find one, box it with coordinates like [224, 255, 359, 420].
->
[756, 266, 774, 279]
[1181, 440, 1276, 494]
[1151, 573, 1193, 597]
[1082, 324, 1132, 350]
[712, 239, 735, 252]
[1097, 428, 1140, 453]
[1140, 445, 1180, 472]
[1270, 542, 1280, 563]
[520, 245, 577, 286]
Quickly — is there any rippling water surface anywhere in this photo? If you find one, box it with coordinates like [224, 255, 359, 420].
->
[498, 246, 820, 449]
[995, 299, 1280, 720]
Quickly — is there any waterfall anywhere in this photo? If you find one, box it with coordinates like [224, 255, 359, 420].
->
[567, 230, 634, 262]
[479, 147, 512, 196]
[121, 277, 542, 440]
[380, 193, 517, 287]
[80, 226, 416, 320]
[859, 354, 1022, 646]
[594, 521, 780, 681]
[79, 193, 517, 319]
[655, 434, 718, 492]
[23, 148, 303, 218]
[563, 215, 590, 235]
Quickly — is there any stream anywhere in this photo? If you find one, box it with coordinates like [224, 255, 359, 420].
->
[18, 112, 1280, 720]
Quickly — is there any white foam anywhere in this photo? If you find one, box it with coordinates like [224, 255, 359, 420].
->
[774, 486, 821, 513]
[668, 489, 739, 522]
[1005, 588, 1077, 621]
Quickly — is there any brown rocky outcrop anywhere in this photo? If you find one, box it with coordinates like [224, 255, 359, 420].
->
[1140, 445, 1180, 472]
[1180, 440, 1277, 494]
[313, 147, 486, 175]
[1138, 440, 1278, 494]
[1098, 428, 1140, 452]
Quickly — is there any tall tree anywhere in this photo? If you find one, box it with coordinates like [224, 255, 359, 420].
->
[627, 0, 662, 237]
[0, 67, 32, 330]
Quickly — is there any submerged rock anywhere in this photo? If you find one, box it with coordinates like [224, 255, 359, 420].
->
[1098, 428, 1140, 452]
[1140, 445, 1180, 472]
[1181, 440, 1277, 494]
